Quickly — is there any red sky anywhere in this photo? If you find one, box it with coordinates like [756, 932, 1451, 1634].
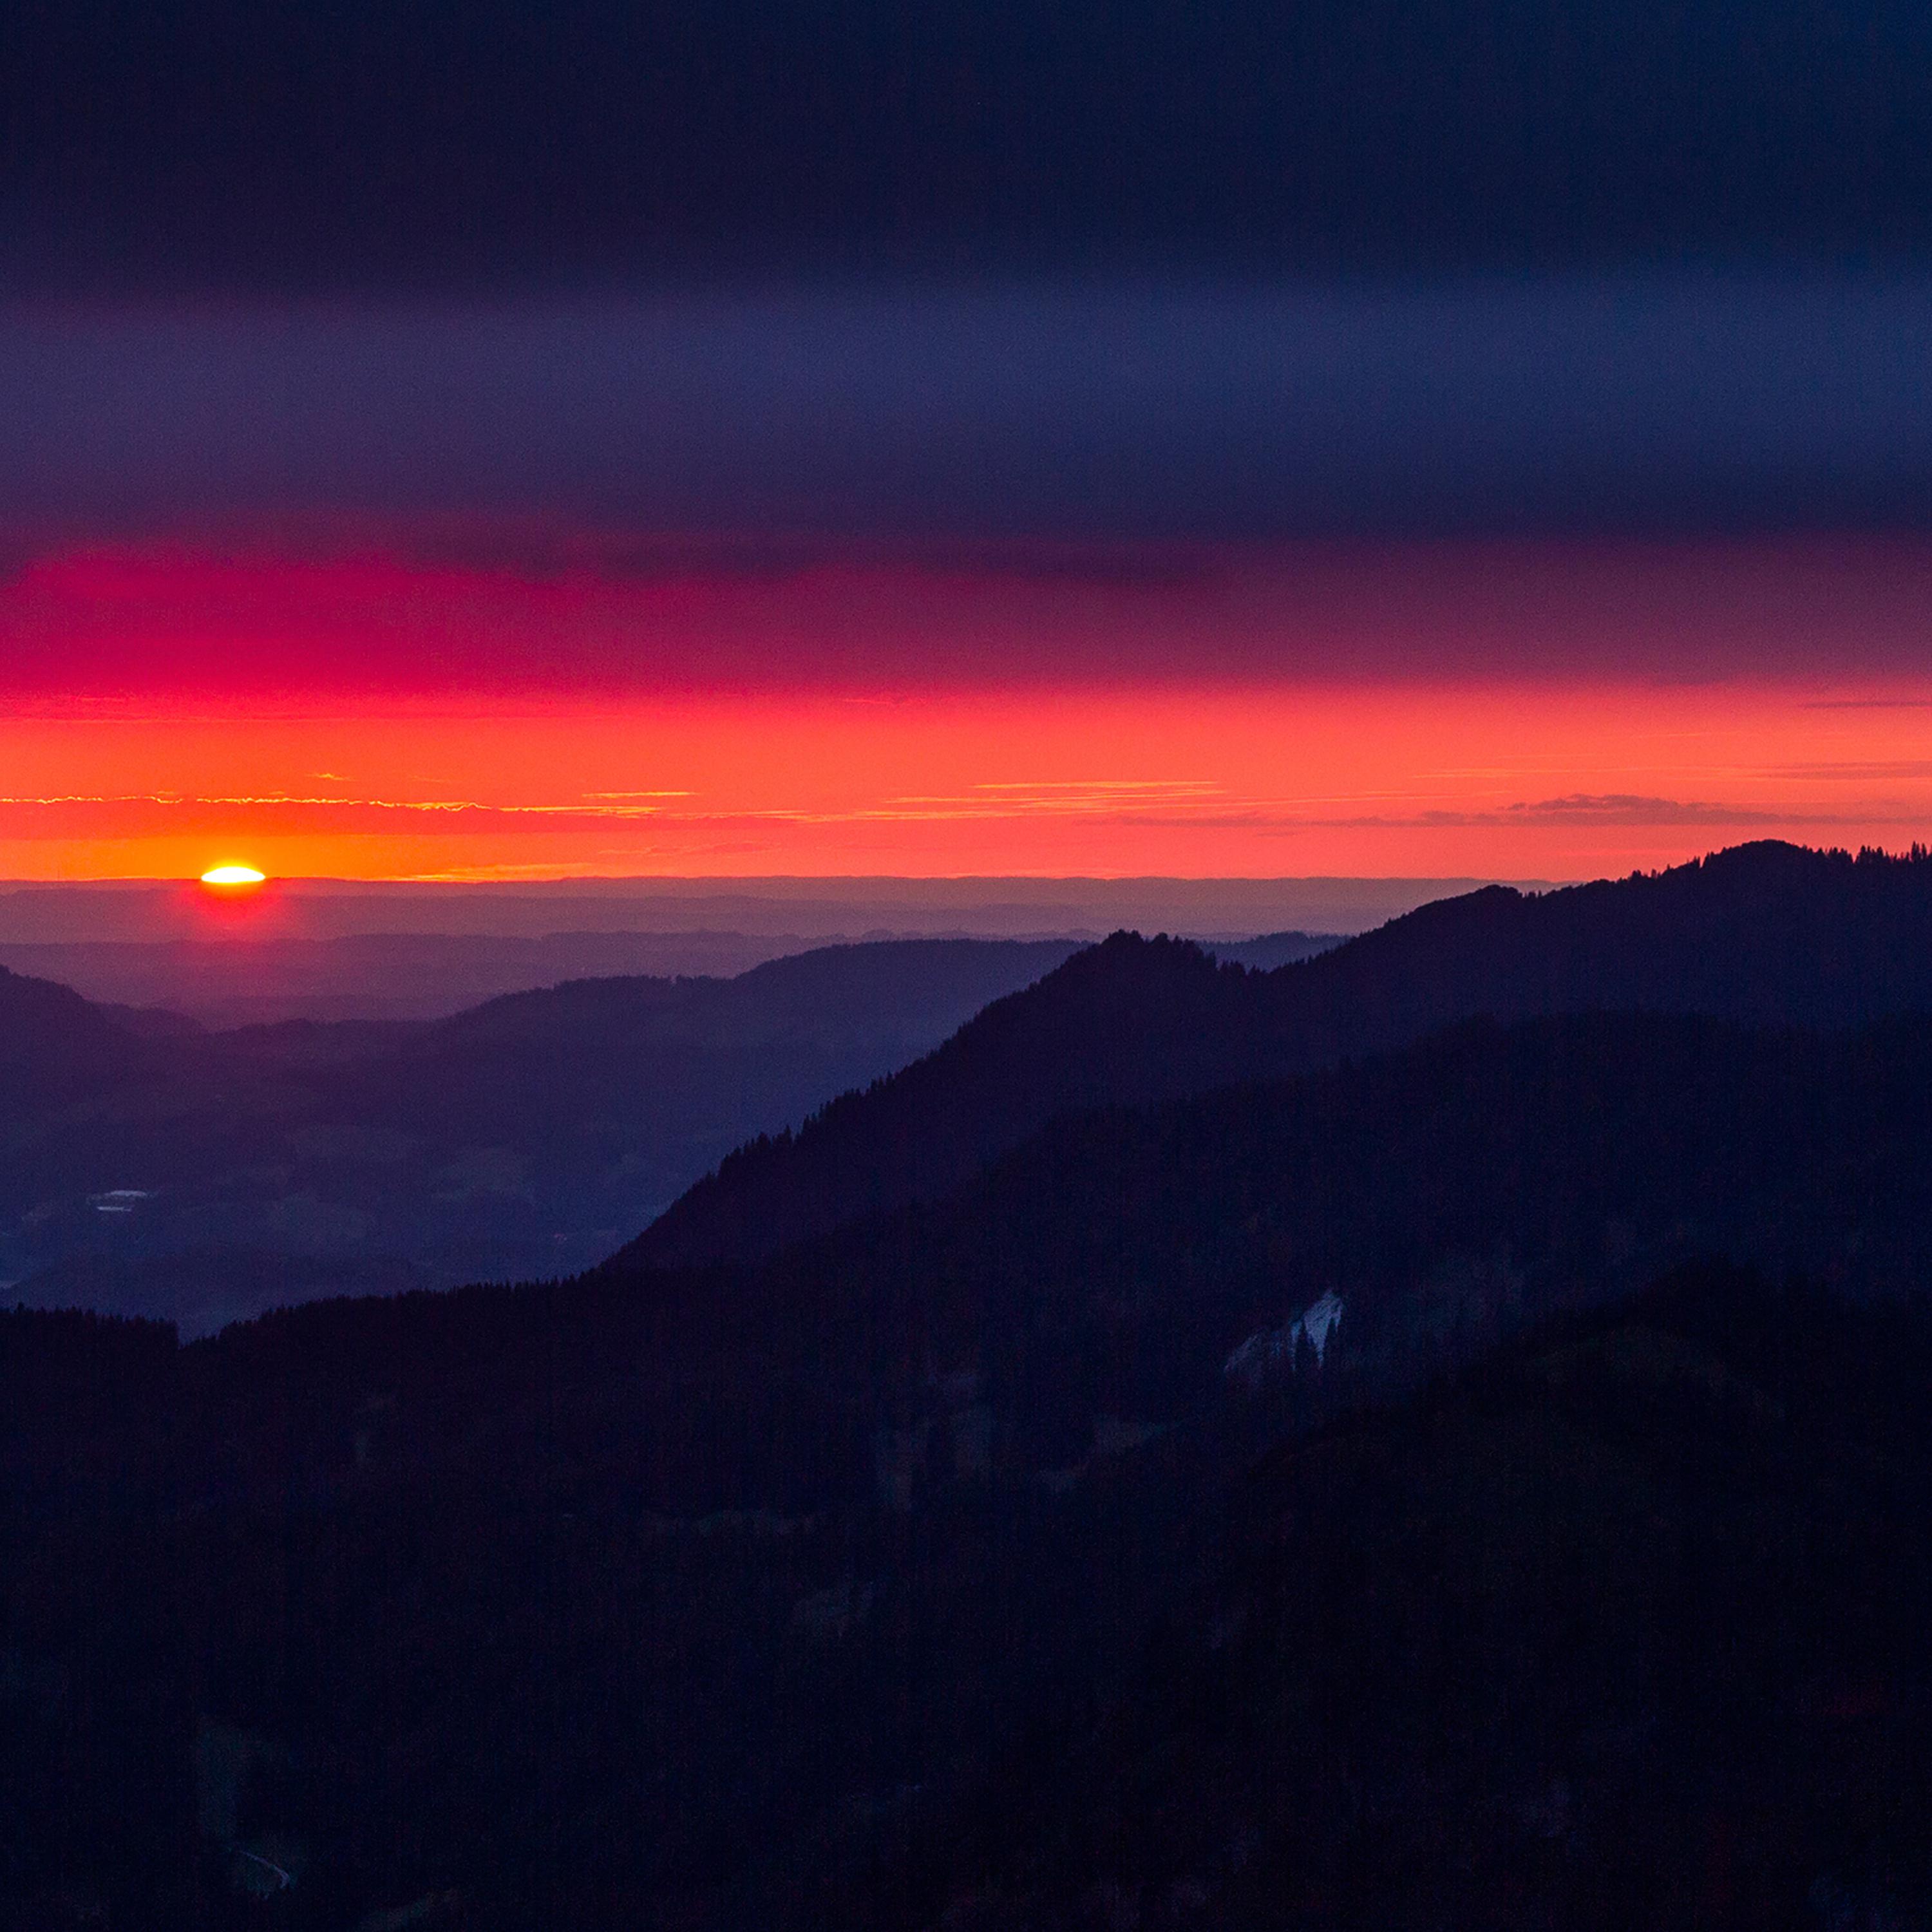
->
[5, 533, 1931, 882]
[5, 281, 1932, 885]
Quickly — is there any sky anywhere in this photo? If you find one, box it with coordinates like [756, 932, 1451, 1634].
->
[5, 2, 1932, 883]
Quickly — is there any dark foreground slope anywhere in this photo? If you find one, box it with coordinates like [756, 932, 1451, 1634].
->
[888, 1264, 1932, 1932]
[1, 938, 1075, 1324]
[629, 840, 1932, 1269]
[11, 1009, 1932, 1927]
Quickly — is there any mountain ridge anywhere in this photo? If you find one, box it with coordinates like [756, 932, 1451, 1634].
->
[622, 840, 1932, 1271]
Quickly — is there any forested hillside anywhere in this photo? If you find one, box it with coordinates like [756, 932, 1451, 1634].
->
[631, 840, 1932, 1268]
[12, 991, 1932, 1926]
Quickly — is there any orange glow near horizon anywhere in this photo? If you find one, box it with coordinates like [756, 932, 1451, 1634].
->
[1, 678, 1929, 884]
[1, 533, 1930, 886]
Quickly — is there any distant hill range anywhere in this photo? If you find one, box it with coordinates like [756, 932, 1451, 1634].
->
[627, 840, 1932, 1269]
[0, 873, 1513, 946]
[0, 930, 833, 1025]
[0, 938, 1088, 1327]
[0, 924, 1343, 1027]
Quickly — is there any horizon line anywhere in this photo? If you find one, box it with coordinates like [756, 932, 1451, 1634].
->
[0, 871, 1569, 891]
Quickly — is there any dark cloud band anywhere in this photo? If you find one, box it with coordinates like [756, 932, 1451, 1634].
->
[8, 0, 1932, 289]
[5, 276, 1932, 543]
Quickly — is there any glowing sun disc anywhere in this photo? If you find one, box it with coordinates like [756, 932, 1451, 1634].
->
[200, 865, 267, 887]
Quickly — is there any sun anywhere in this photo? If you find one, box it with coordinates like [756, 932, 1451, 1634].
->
[200, 864, 268, 890]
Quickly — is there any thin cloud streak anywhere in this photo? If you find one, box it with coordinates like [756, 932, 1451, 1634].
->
[0, 786, 1897, 838]
[0, 792, 683, 820]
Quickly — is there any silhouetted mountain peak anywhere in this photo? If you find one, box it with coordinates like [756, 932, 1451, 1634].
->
[621, 931, 1269, 1269]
